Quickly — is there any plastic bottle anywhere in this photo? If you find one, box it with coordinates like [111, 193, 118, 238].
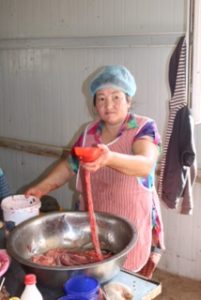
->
[20, 274, 43, 300]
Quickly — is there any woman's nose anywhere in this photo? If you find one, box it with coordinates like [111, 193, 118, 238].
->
[105, 98, 113, 108]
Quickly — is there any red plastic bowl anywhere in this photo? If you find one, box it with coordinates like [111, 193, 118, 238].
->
[74, 147, 102, 162]
[0, 249, 10, 277]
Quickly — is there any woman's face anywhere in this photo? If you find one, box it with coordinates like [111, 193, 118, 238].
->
[95, 88, 131, 125]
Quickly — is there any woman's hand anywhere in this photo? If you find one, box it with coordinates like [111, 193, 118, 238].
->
[80, 144, 112, 172]
[81, 139, 159, 177]
[25, 183, 50, 199]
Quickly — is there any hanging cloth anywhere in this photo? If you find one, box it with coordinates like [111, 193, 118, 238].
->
[158, 36, 197, 215]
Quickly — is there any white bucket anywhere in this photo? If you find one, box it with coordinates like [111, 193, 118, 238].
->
[1, 194, 41, 227]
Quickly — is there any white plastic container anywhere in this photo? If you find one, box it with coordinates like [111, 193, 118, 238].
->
[20, 274, 43, 300]
[1, 194, 41, 226]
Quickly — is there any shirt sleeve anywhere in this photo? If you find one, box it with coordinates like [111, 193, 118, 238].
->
[67, 133, 84, 174]
[134, 120, 161, 147]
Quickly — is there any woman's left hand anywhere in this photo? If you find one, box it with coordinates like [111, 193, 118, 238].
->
[80, 144, 111, 172]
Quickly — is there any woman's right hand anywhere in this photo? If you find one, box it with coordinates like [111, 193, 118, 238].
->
[25, 183, 49, 199]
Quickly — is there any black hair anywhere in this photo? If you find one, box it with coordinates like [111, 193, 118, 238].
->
[93, 95, 96, 106]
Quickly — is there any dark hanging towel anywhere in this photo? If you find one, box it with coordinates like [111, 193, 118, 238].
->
[158, 36, 197, 215]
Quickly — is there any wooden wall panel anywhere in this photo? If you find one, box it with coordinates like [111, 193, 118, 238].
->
[0, 46, 172, 145]
[0, 0, 186, 38]
[159, 183, 201, 280]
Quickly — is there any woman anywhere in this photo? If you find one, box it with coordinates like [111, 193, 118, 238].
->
[26, 65, 165, 278]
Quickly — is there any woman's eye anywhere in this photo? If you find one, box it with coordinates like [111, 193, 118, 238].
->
[113, 95, 121, 101]
[97, 97, 105, 102]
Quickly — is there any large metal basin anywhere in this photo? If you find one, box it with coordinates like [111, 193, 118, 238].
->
[6, 211, 137, 287]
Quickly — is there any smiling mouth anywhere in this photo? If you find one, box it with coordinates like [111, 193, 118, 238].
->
[105, 111, 115, 115]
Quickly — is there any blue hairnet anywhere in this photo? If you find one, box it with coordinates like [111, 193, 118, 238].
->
[89, 65, 137, 97]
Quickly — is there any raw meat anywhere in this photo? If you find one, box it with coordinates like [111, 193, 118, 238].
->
[31, 248, 111, 267]
[104, 282, 133, 300]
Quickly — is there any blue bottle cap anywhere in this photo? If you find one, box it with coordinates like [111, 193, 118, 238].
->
[64, 275, 100, 297]
[58, 296, 88, 300]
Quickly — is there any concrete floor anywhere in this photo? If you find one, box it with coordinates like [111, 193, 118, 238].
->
[153, 269, 201, 300]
